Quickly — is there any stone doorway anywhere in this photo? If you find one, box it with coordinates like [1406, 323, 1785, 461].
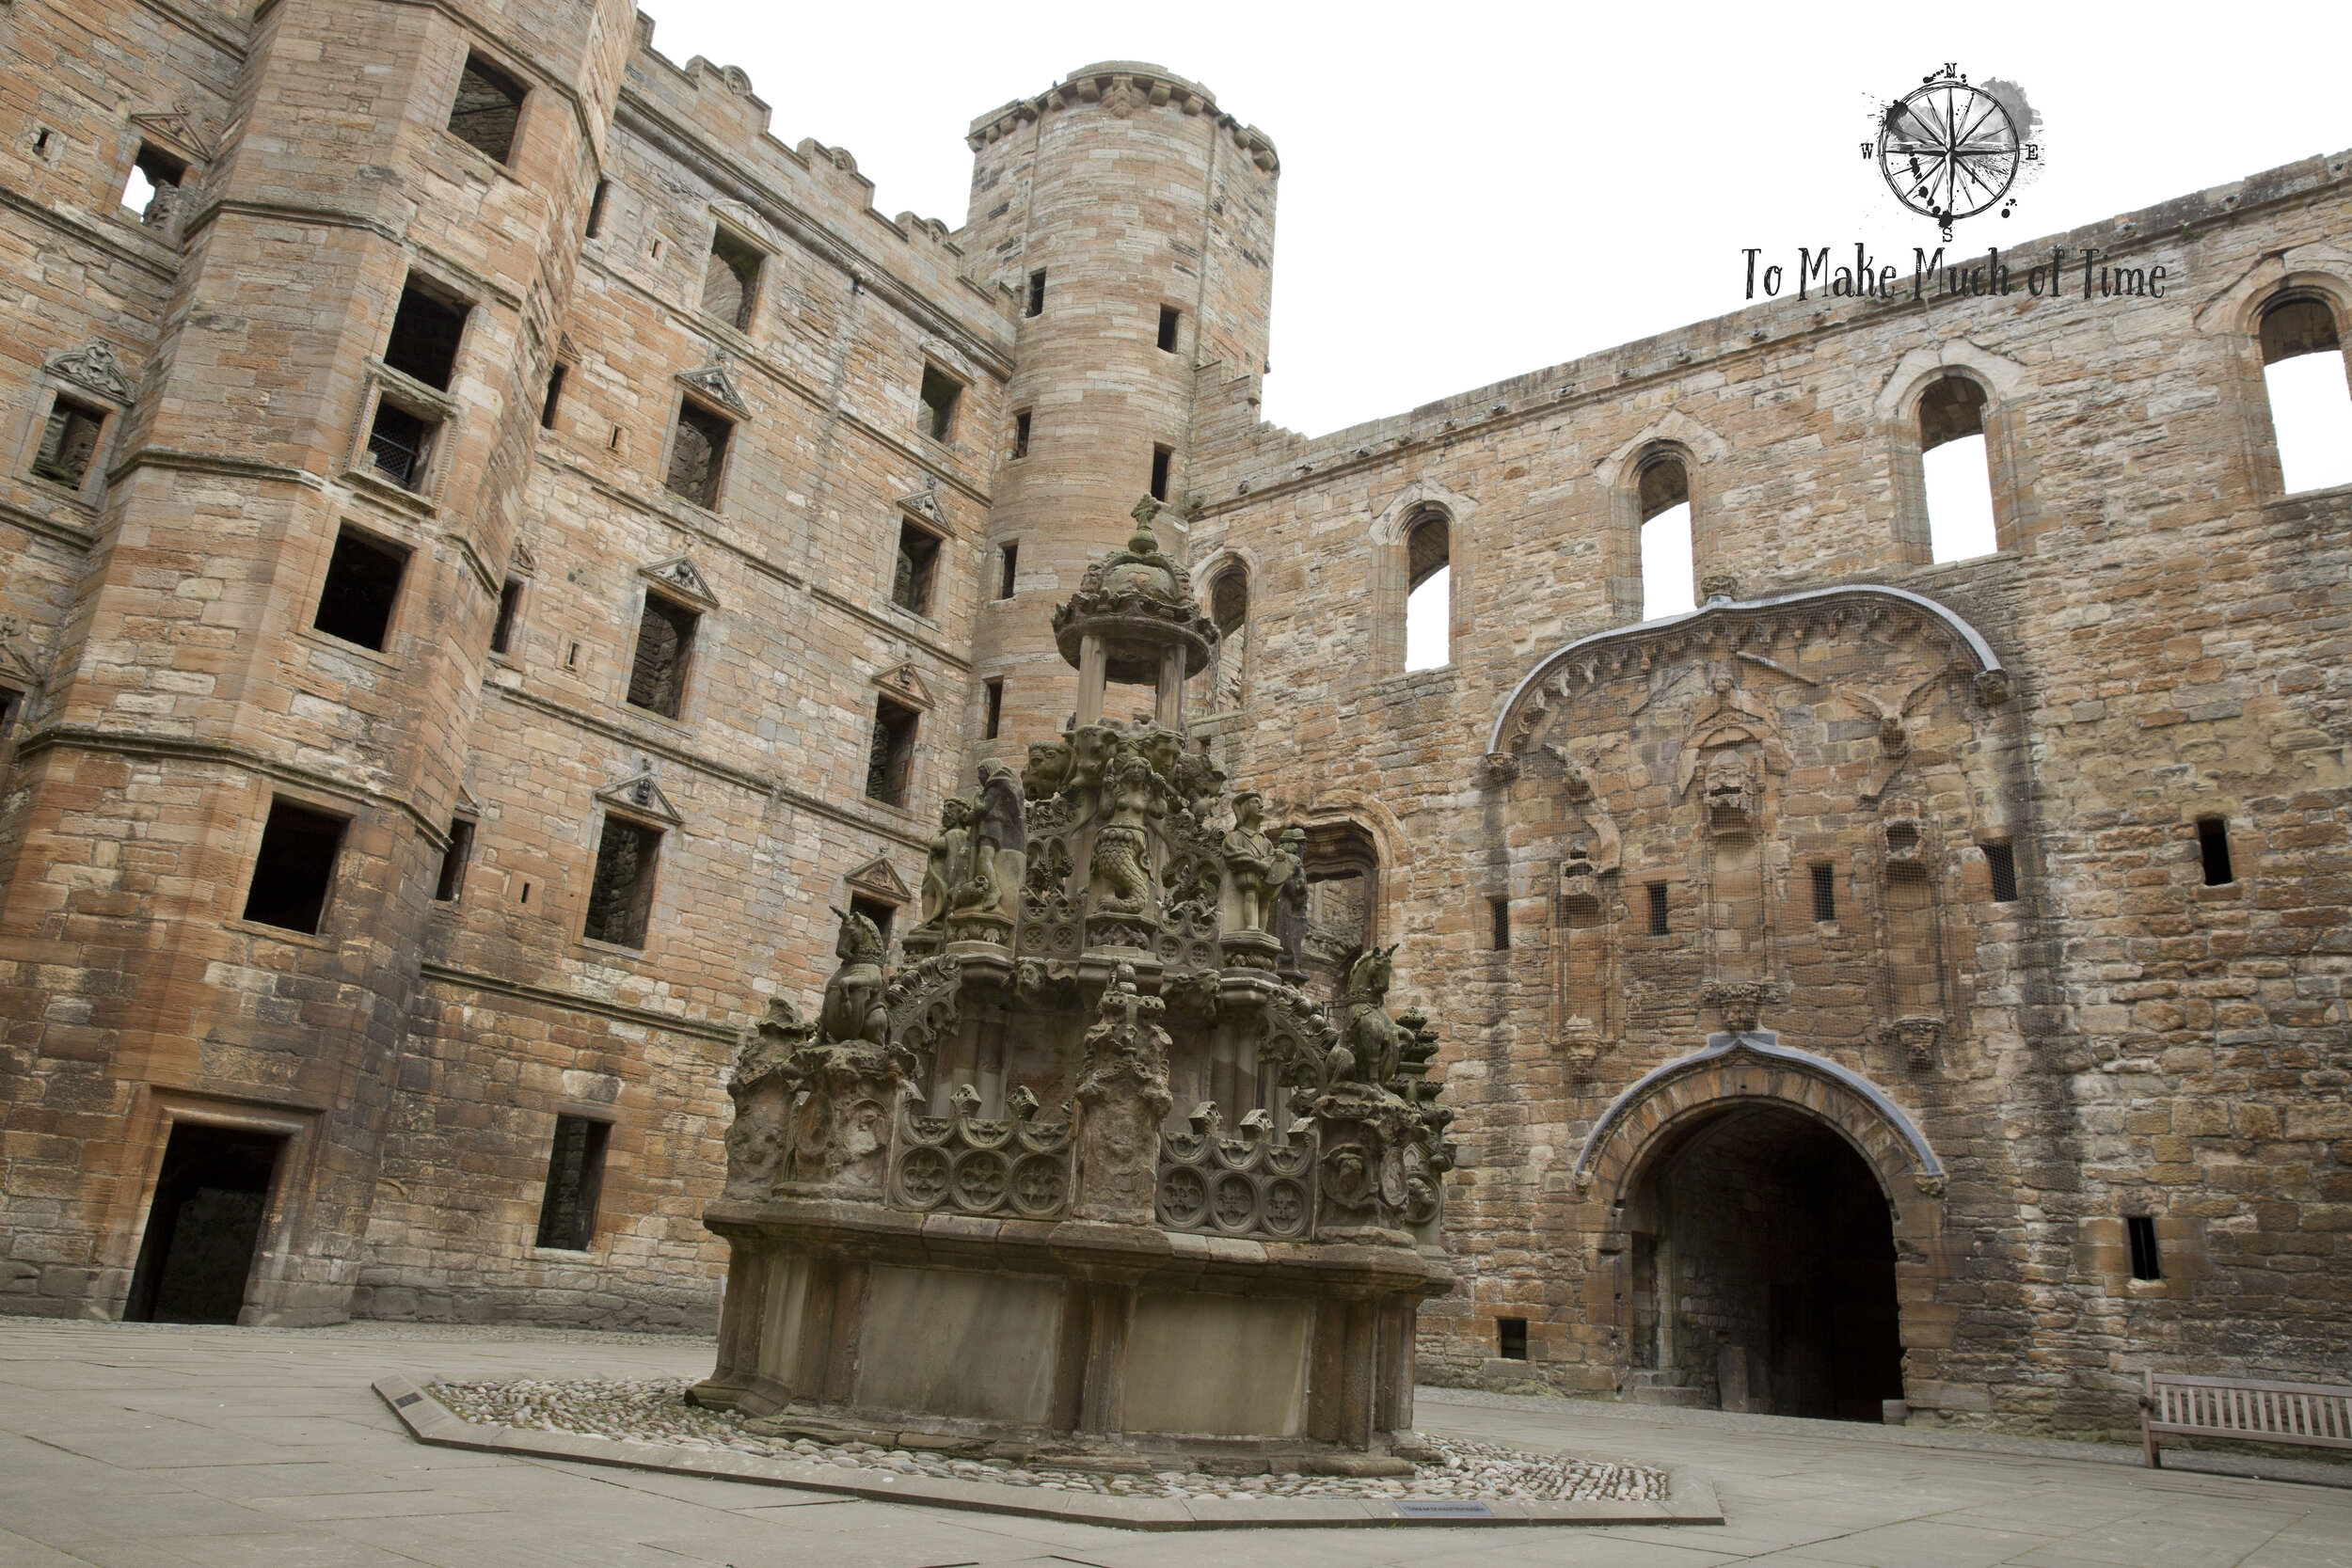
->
[1627, 1104, 1903, 1421]
[124, 1124, 286, 1323]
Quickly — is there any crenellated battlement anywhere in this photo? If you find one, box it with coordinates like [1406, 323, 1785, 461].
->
[965, 61, 1279, 174]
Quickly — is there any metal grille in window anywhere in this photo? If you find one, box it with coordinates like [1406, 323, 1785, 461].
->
[367, 404, 430, 489]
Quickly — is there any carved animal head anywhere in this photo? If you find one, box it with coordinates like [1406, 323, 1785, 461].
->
[831, 905, 885, 965]
[1345, 944, 1397, 1003]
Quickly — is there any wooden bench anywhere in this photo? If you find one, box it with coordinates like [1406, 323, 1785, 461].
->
[2139, 1371, 2352, 1467]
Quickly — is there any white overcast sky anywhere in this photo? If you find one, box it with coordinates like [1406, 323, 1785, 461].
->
[639, 0, 2348, 438]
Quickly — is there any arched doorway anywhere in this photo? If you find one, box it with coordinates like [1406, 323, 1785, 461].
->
[1624, 1103, 1903, 1420]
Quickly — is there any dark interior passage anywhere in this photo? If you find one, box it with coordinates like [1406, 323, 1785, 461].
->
[1629, 1104, 1903, 1421]
[125, 1125, 286, 1324]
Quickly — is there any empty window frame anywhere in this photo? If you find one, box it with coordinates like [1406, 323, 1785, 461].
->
[584, 179, 612, 238]
[983, 677, 1004, 740]
[1636, 453, 1693, 620]
[434, 817, 476, 902]
[1489, 896, 1510, 951]
[31, 394, 107, 489]
[1012, 409, 1031, 459]
[581, 816, 661, 947]
[2256, 295, 2352, 495]
[242, 799, 346, 934]
[849, 894, 897, 948]
[1157, 305, 1181, 353]
[2197, 817, 2233, 886]
[664, 399, 732, 508]
[1025, 269, 1045, 318]
[2125, 1215, 2162, 1282]
[1646, 883, 1670, 936]
[1150, 444, 1172, 502]
[1810, 863, 1837, 923]
[917, 365, 961, 443]
[120, 142, 186, 228]
[1984, 841, 2019, 903]
[996, 541, 1019, 600]
[534, 1116, 610, 1250]
[383, 281, 469, 390]
[1497, 1317, 1529, 1361]
[1404, 510, 1451, 672]
[865, 696, 919, 806]
[702, 229, 763, 332]
[893, 522, 941, 616]
[1919, 373, 1997, 562]
[0, 685, 24, 747]
[539, 363, 566, 430]
[625, 593, 698, 719]
[447, 53, 527, 164]
[310, 527, 408, 651]
[490, 578, 524, 656]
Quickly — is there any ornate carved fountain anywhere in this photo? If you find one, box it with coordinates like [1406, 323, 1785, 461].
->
[693, 501, 1455, 1465]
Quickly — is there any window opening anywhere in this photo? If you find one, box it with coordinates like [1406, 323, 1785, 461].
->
[918, 366, 961, 442]
[1157, 306, 1181, 353]
[703, 230, 762, 332]
[582, 816, 661, 947]
[32, 395, 106, 488]
[866, 697, 919, 805]
[983, 677, 1004, 740]
[626, 594, 698, 719]
[435, 817, 475, 902]
[1012, 409, 1031, 459]
[123, 1124, 285, 1323]
[1404, 512, 1450, 672]
[1150, 444, 1172, 502]
[1636, 455, 1693, 620]
[850, 895, 896, 949]
[447, 53, 526, 164]
[310, 528, 407, 651]
[2258, 297, 2352, 494]
[539, 364, 565, 430]
[584, 179, 611, 238]
[1919, 375, 1996, 562]
[1984, 842, 2018, 903]
[997, 542, 1019, 600]
[2197, 817, 2233, 886]
[1025, 269, 1045, 317]
[0, 685, 24, 746]
[242, 799, 345, 934]
[664, 400, 731, 508]
[2125, 1215, 2162, 1282]
[893, 522, 940, 616]
[1207, 566, 1248, 709]
[1497, 1317, 1529, 1361]
[365, 402, 433, 490]
[120, 143, 186, 229]
[32, 129, 51, 157]
[1489, 896, 1510, 951]
[490, 578, 523, 656]
[384, 281, 467, 391]
[1810, 863, 1836, 924]
[1646, 883, 1670, 936]
[535, 1116, 610, 1250]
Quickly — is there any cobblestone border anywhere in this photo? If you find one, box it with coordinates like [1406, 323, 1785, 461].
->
[372, 1375, 1724, 1530]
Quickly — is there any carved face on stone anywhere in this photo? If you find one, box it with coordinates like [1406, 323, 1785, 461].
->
[1704, 750, 1750, 800]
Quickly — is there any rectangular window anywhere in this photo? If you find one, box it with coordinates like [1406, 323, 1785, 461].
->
[2125, 1215, 2162, 1282]
[383, 280, 468, 391]
[534, 1116, 610, 1251]
[447, 53, 526, 165]
[32, 395, 106, 488]
[703, 229, 763, 332]
[1025, 269, 1045, 317]
[626, 594, 698, 719]
[121, 143, 185, 228]
[850, 894, 896, 949]
[1647, 883, 1669, 936]
[1497, 1317, 1528, 1361]
[584, 178, 611, 238]
[1810, 863, 1836, 924]
[539, 363, 565, 430]
[435, 817, 475, 902]
[983, 677, 1004, 740]
[1157, 305, 1181, 353]
[917, 365, 961, 443]
[311, 527, 408, 651]
[664, 399, 731, 508]
[1490, 896, 1510, 951]
[365, 400, 437, 491]
[1984, 842, 2018, 903]
[582, 816, 661, 947]
[2197, 817, 2233, 886]
[490, 578, 523, 656]
[997, 542, 1019, 600]
[893, 522, 941, 617]
[1150, 444, 1171, 502]
[0, 685, 23, 743]
[242, 799, 346, 934]
[1012, 409, 1031, 459]
[866, 697, 919, 806]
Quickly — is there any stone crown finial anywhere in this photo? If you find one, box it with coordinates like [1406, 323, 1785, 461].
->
[1127, 495, 1163, 552]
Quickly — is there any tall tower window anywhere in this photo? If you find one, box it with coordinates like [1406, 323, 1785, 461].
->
[2197, 817, 2233, 886]
[242, 800, 347, 935]
[1026, 269, 1046, 318]
[1150, 445, 1172, 502]
[1919, 374, 1997, 562]
[1646, 883, 1670, 936]
[918, 366, 961, 443]
[2258, 295, 2352, 494]
[584, 179, 612, 238]
[664, 401, 732, 508]
[1810, 863, 1837, 924]
[1158, 306, 1181, 353]
[1012, 409, 1031, 459]
[119, 143, 185, 229]
[490, 578, 524, 656]
[535, 1117, 610, 1251]
[1637, 453, 1693, 620]
[866, 698, 920, 806]
[31, 395, 107, 489]
[997, 542, 1019, 600]
[1984, 842, 2019, 903]
[1404, 512, 1450, 672]
[2125, 1216, 2163, 1281]
[702, 229, 764, 332]
[582, 817, 661, 947]
[627, 594, 699, 719]
[311, 527, 408, 652]
[983, 677, 1005, 740]
[893, 522, 941, 617]
[384, 281, 468, 391]
[447, 53, 527, 164]
[434, 817, 476, 902]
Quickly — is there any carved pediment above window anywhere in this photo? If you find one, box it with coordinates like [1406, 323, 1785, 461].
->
[895, 478, 945, 526]
[843, 855, 912, 905]
[0, 615, 48, 687]
[131, 107, 215, 162]
[675, 362, 749, 419]
[44, 341, 134, 403]
[509, 536, 538, 577]
[597, 768, 683, 826]
[639, 555, 717, 609]
[873, 660, 934, 709]
[555, 333, 579, 364]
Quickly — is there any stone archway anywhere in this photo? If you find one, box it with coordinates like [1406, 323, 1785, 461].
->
[1575, 1033, 1946, 1420]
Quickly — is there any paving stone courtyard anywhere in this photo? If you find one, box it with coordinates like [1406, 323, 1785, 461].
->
[0, 1320, 2344, 1567]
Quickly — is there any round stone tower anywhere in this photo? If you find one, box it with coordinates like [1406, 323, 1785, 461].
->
[959, 63, 1279, 759]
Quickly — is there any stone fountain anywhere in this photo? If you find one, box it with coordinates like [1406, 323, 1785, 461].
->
[692, 500, 1456, 1468]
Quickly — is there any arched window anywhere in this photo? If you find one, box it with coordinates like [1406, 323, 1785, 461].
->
[1297, 820, 1380, 1001]
[1918, 374, 1997, 562]
[2259, 295, 2352, 495]
[1636, 453, 1693, 619]
[1208, 564, 1248, 710]
[1404, 512, 1450, 670]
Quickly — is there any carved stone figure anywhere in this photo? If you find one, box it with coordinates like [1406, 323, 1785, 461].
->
[1087, 750, 1161, 918]
[1700, 748, 1757, 828]
[1071, 963, 1174, 1224]
[919, 799, 974, 926]
[954, 760, 1025, 914]
[1222, 791, 1281, 931]
[722, 998, 814, 1199]
[1023, 737, 1073, 800]
[818, 906, 890, 1045]
[1271, 826, 1310, 979]
[1335, 944, 1405, 1085]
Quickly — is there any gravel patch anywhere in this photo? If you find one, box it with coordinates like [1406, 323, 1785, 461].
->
[431, 1377, 1666, 1504]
